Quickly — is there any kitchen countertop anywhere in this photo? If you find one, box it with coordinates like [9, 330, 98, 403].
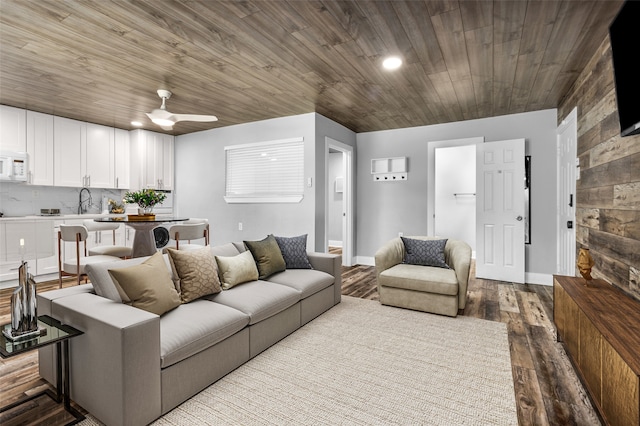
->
[0, 214, 127, 221]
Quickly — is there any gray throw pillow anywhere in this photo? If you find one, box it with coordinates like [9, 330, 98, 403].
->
[401, 237, 450, 269]
[243, 235, 286, 279]
[274, 234, 313, 269]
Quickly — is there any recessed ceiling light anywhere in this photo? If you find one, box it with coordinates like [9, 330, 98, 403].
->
[382, 56, 402, 70]
[131, 121, 143, 127]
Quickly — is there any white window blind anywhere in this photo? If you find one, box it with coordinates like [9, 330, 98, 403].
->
[224, 137, 304, 203]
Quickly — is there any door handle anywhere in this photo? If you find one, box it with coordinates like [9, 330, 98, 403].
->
[516, 215, 523, 221]
[569, 194, 573, 207]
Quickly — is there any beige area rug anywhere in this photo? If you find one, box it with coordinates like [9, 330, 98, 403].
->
[81, 296, 517, 425]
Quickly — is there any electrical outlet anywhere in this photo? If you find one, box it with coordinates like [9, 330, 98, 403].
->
[32, 190, 39, 198]
[398, 232, 403, 237]
[238, 222, 243, 231]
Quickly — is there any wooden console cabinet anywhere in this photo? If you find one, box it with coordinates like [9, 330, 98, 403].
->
[554, 275, 640, 426]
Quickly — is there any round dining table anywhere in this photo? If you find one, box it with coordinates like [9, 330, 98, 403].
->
[94, 217, 189, 258]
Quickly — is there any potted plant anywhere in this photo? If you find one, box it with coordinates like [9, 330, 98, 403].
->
[123, 189, 167, 216]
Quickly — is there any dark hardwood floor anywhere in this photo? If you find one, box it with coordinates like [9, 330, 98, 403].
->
[0, 252, 600, 425]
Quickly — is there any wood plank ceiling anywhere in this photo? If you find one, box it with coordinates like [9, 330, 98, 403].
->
[0, 0, 623, 135]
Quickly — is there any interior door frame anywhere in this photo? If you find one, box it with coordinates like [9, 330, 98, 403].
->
[556, 107, 578, 275]
[324, 137, 354, 266]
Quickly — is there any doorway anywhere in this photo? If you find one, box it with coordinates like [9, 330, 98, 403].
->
[325, 138, 354, 266]
[556, 108, 578, 275]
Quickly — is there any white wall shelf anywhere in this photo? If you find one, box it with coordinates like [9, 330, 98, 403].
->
[371, 157, 407, 182]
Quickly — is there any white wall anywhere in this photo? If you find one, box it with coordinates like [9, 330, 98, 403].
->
[174, 113, 356, 251]
[174, 114, 317, 247]
[356, 109, 558, 278]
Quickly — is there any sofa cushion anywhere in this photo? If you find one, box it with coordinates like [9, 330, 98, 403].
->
[108, 252, 181, 315]
[159, 300, 250, 368]
[244, 235, 286, 279]
[267, 269, 334, 298]
[166, 247, 222, 303]
[205, 280, 300, 325]
[401, 237, 450, 269]
[379, 264, 459, 296]
[274, 234, 313, 269]
[215, 250, 259, 290]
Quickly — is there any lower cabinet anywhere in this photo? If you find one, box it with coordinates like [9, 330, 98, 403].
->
[554, 275, 640, 426]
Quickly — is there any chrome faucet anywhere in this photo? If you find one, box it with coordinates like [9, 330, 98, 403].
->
[78, 187, 92, 214]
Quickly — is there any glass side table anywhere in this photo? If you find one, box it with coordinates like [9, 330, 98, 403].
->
[0, 315, 85, 424]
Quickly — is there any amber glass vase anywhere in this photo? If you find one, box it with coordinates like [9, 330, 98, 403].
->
[577, 248, 595, 285]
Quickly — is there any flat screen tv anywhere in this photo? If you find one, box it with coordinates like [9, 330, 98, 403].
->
[609, 0, 640, 137]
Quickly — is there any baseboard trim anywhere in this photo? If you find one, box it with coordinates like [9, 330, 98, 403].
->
[328, 240, 343, 248]
[525, 273, 553, 286]
[355, 256, 375, 266]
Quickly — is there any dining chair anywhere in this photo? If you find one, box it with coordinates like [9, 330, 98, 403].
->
[58, 224, 122, 288]
[168, 219, 209, 250]
[83, 219, 132, 259]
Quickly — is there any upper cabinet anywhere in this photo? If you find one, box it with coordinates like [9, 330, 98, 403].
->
[85, 123, 115, 188]
[26, 111, 54, 186]
[130, 129, 173, 191]
[114, 128, 130, 189]
[54, 117, 115, 188]
[0, 105, 27, 152]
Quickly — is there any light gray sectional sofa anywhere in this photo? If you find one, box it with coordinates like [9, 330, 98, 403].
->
[38, 241, 341, 426]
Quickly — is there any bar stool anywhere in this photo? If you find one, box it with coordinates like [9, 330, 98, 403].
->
[58, 224, 122, 288]
[83, 219, 132, 259]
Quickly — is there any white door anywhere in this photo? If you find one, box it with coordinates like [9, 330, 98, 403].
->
[53, 117, 85, 187]
[325, 138, 354, 267]
[26, 111, 54, 186]
[557, 108, 578, 275]
[85, 123, 115, 188]
[476, 139, 525, 283]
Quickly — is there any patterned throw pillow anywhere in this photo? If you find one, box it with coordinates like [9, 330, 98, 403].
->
[243, 234, 286, 279]
[274, 234, 313, 269]
[166, 247, 222, 303]
[401, 237, 450, 269]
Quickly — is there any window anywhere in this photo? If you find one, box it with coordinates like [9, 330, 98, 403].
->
[224, 137, 304, 203]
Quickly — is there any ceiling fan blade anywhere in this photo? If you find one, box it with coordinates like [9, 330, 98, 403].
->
[146, 108, 172, 121]
[172, 113, 218, 123]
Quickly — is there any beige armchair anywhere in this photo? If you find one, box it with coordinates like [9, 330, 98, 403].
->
[375, 237, 472, 317]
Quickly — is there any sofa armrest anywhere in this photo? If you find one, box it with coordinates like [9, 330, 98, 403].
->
[447, 240, 472, 309]
[307, 252, 342, 304]
[40, 292, 162, 426]
[374, 238, 404, 281]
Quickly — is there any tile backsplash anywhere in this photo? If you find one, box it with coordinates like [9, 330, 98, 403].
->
[0, 183, 125, 217]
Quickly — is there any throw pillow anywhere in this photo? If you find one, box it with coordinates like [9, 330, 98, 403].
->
[108, 251, 181, 315]
[401, 237, 450, 269]
[166, 247, 222, 303]
[215, 250, 259, 290]
[274, 234, 313, 269]
[243, 234, 286, 279]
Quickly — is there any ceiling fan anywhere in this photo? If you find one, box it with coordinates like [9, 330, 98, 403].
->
[146, 89, 218, 130]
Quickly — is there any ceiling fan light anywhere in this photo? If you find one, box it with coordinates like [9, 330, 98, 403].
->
[151, 117, 174, 127]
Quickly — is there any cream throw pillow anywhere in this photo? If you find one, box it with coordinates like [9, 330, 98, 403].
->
[215, 250, 259, 290]
[166, 247, 222, 303]
[108, 251, 181, 315]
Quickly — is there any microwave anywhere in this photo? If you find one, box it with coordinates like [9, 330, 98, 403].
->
[0, 152, 28, 182]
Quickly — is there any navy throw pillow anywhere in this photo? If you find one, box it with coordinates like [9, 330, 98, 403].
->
[401, 237, 450, 269]
[274, 234, 313, 269]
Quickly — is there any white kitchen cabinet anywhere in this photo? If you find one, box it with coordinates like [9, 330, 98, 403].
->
[114, 128, 130, 189]
[0, 105, 27, 152]
[130, 129, 174, 191]
[26, 111, 54, 186]
[36, 220, 61, 276]
[0, 220, 38, 281]
[85, 123, 115, 188]
[54, 116, 85, 187]
[54, 117, 116, 188]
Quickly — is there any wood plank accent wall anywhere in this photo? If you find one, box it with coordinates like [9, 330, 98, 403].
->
[558, 36, 640, 301]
